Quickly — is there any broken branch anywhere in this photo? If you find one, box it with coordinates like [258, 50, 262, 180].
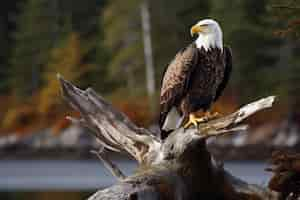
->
[90, 148, 126, 181]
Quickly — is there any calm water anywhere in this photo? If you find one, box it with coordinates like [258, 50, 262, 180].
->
[0, 160, 271, 191]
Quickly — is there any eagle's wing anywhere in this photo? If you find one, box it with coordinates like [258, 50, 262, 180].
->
[214, 46, 232, 101]
[159, 44, 198, 129]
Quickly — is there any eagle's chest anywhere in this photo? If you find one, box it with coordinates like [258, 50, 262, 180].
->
[190, 49, 225, 97]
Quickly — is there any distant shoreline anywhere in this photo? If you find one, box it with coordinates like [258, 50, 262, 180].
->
[1, 145, 299, 161]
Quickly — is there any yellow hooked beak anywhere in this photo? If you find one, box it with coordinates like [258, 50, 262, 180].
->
[190, 24, 205, 37]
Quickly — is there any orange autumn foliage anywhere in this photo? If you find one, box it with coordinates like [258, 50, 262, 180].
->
[1, 33, 92, 135]
[112, 96, 153, 127]
[1, 101, 40, 135]
[213, 93, 239, 115]
[1, 89, 284, 136]
[38, 32, 92, 115]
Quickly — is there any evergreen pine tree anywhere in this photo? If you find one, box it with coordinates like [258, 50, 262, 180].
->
[10, 0, 62, 97]
[0, 0, 20, 93]
[102, 0, 145, 95]
[59, 0, 110, 93]
[151, 0, 211, 86]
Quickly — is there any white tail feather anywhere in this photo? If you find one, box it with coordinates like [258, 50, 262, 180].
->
[162, 107, 183, 131]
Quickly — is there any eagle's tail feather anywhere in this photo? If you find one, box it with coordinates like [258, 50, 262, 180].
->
[159, 107, 183, 139]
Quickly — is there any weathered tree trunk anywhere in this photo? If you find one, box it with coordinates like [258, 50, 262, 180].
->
[58, 75, 278, 200]
[267, 151, 300, 200]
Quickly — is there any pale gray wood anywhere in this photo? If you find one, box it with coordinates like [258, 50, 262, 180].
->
[58, 75, 278, 200]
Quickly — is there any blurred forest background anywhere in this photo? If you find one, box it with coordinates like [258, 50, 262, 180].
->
[0, 0, 300, 136]
[0, 0, 300, 199]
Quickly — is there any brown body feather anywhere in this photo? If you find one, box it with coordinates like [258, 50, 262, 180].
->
[159, 44, 232, 139]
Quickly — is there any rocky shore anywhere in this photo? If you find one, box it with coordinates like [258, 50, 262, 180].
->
[1, 117, 299, 160]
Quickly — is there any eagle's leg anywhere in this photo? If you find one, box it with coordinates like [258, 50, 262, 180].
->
[183, 111, 221, 128]
[183, 113, 206, 128]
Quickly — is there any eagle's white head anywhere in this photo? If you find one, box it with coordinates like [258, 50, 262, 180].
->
[190, 19, 223, 51]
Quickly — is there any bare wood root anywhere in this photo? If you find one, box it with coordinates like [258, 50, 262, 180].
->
[199, 96, 275, 136]
[58, 75, 278, 200]
[267, 151, 300, 200]
[58, 74, 160, 164]
[158, 96, 275, 163]
[91, 147, 126, 181]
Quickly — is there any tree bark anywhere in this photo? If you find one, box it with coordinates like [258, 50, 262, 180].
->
[58, 75, 278, 200]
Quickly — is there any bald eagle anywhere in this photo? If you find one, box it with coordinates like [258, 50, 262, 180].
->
[159, 19, 232, 139]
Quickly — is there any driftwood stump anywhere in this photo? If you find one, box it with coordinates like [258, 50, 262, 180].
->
[58, 75, 279, 200]
[267, 151, 300, 200]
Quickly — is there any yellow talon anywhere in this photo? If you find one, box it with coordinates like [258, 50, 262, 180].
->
[184, 114, 206, 128]
[183, 112, 221, 128]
